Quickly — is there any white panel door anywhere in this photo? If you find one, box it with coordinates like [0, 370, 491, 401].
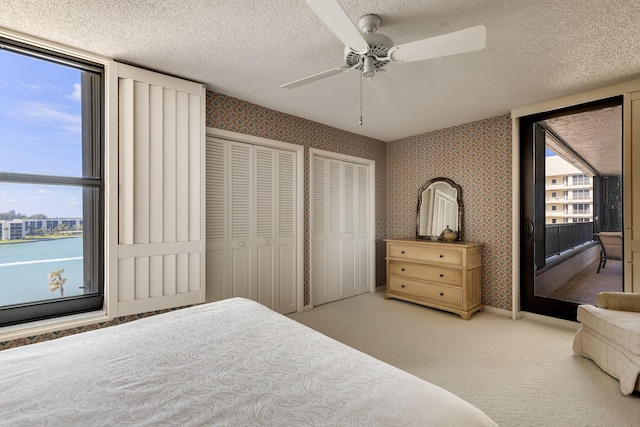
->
[117, 63, 205, 316]
[312, 155, 371, 305]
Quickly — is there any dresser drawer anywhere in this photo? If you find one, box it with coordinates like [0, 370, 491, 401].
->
[388, 261, 462, 287]
[388, 276, 462, 307]
[388, 243, 463, 266]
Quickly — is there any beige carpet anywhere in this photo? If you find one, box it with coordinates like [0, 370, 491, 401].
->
[288, 291, 640, 427]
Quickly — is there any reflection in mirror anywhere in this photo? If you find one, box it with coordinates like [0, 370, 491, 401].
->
[416, 178, 463, 241]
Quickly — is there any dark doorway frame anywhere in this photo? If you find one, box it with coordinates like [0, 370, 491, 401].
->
[519, 96, 623, 321]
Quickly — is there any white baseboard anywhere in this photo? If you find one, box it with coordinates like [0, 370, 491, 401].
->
[519, 310, 580, 330]
[483, 305, 511, 317]
[484, 305, 580, 330]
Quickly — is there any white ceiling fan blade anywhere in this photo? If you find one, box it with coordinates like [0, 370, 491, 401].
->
[389, 25, 486, 63]
[306, 0, 369, 54]
[281, 67, 350, 89]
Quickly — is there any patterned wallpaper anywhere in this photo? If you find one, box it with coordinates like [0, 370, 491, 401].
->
[386, 114, 513, 310]
[206, 92, 388, 306]
[206, 94, 513, 310]
[0, 307, 184, 350]
[1, 96, 513, 351]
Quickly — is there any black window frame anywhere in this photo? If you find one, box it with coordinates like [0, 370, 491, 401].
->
[0, 37, 105, 327]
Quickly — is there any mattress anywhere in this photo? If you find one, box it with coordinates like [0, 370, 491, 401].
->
[1, 297, 497, 426]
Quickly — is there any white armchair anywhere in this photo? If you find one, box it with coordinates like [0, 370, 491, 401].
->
[573, 292, 640, 395]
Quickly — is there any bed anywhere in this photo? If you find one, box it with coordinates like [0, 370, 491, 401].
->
[1, 298, 497, 426]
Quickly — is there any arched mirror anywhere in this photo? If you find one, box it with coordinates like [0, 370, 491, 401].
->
[416, 177, 463, 241]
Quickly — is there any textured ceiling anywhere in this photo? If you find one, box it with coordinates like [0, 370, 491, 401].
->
[544, 106, 622, 176]
[1, 1, 639, 142]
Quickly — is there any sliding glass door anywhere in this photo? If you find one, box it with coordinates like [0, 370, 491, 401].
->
[520, 97, 623, 320]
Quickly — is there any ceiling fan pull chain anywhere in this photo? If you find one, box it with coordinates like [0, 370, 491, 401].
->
[359, 71, 363, 126]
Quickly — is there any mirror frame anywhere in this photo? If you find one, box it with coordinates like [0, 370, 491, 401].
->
[415, 177, 463, 241]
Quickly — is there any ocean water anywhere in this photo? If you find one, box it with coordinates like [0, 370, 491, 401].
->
[0, 238, 85, 306]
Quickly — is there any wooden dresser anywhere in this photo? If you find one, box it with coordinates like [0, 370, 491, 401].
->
[384, 238, 483, 320]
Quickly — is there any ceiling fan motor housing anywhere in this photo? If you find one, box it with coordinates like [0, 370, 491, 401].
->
[344, 31, 393, 71]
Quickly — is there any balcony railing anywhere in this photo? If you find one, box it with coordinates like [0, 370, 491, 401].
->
[547, 199, 588, 203]
[545, 212, 593, 218]
[545, 222, 594, 258]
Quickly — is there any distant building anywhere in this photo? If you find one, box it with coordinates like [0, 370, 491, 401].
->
[545, 156, 593, 224]
[0, 218, 83, 240]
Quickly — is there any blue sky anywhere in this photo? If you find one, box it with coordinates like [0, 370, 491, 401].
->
[0, 49, 83, 218]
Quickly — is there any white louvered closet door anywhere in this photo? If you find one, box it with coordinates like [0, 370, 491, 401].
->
[311, 156, 329, 304]
[276, 150, 297, 313]
[229, 141, 255, 301]
[312, 156, 370, 306]
[355, 164, 370, 297]
[255, 146, 275, 308]
[206, 137, 297, 314]
[117, 63, 205, 316]
[327, 159, 344, 302]
[205, 138, 226, 302]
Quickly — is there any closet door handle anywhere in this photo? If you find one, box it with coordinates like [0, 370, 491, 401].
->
[239, 241, 245, 247]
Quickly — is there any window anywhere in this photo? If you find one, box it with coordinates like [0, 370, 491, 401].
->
[551, 205, 557, 211]
[0, 38, 104, 326]
[551, 191, 557, 198]
[573, 189, 589, 200]
[572, 174, 590, 186]
[572, 203, 590, 214]
[551, 219, 557, 224]
[551, 178, 557, 184]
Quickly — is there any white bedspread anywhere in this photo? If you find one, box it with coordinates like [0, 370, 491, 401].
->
[1, 298, 497, 426]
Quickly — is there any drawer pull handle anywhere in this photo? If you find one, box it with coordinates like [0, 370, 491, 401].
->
[401, 285, 406, 288]
[439, 254, 444, 258]
[439, 292, 444, 296]
[439, 274, 444, 278]
[401, 251, 405, 254]
[401, 268, 405, 271]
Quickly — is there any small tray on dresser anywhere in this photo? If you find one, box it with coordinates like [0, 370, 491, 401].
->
[384, 238, 483, 320]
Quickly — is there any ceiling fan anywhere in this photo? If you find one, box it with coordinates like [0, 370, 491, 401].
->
[281, 0, 486, 90]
